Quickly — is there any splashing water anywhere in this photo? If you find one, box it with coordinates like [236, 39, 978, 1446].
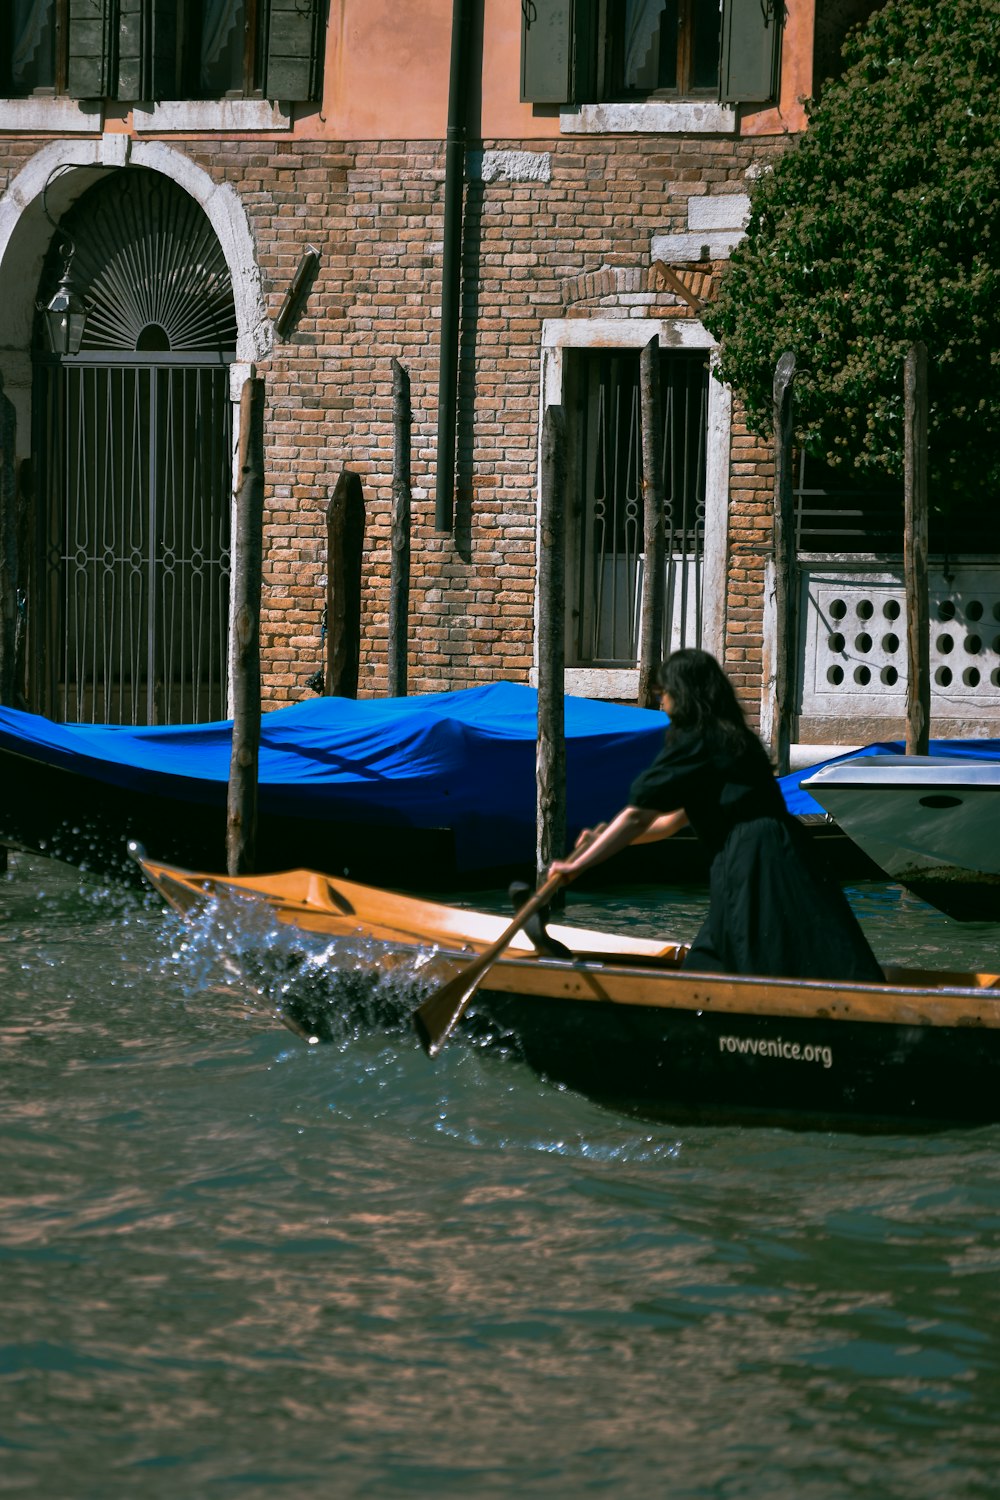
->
[157, 884, 448, 1047]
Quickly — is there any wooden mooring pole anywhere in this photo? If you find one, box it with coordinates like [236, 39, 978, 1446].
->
[388, 359, 411, 697]
[771, 351, 797, 777]
[637, 336, 665, 709]
[904, 342, 930, 756]
[226, 375, 265, 876]
[325, 470, 365, 698]
[0, 377, 15, 876]
[537, 404, 567, 889]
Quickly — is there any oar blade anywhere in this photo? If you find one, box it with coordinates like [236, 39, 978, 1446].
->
[412, 832, 603, 1059]
[414, 965, 483, 1057]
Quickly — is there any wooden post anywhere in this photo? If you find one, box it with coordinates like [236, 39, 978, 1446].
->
[771, 352, 797, 777]
[638, 335, 665, 709]
[0, 375, 16, 710]
[537, 404, 566, 888]
[14, 459, 32, 712]
[0, 378, 16, 876]
[904, 342, 930, 755]
[226, 375, 265, 877]
[325, 469, 365, 698]
[388, 359, 411, 697]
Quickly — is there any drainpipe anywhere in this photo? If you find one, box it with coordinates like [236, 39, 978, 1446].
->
[434, 0, 473, 532]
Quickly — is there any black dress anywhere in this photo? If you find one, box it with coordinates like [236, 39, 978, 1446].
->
[629, 727, 883, 983]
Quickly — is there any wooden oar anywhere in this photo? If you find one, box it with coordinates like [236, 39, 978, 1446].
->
[413, 825, 605, 1058]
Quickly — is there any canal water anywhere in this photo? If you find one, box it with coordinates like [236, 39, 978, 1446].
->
[3, 851, 1000, 1498]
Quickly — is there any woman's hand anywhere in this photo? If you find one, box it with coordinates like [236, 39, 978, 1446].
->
[548, 807, 661, 883]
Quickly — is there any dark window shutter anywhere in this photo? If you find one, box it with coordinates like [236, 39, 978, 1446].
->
[117, 0, 144, 99]
[68, 0, 114, 97]
[262, 0, 324, 102]
[520, 0, 575, 105]
[719, 0, 782, 103]
[147, 0, 179, 99]
[116, 0, 177, 100]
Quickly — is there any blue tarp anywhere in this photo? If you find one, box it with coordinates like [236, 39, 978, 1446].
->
[779, 740, 1000, 817]
[0, 683, 669, 868]
[7, 684, 999, 866]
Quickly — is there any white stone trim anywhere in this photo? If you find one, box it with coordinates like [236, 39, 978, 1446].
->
[687, 194, 750, 231]
[133, 100, 291, 133]
[0, 98, 103, 132]
[651, 229, 746, 261]
[560, 101, 736, 135]
[468, 149, 551, 184]
[538, 316, 730, 698]
[565, 667, 639, 701]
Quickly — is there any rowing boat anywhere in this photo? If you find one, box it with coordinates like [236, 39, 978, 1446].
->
[131, 845, 1000, 1132]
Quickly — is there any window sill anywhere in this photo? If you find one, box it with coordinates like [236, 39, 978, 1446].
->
[564, 667, 640, 701]
[559, 101, 737, 135]
[133, 99, 291, 132]
[0, 97, 103, 132]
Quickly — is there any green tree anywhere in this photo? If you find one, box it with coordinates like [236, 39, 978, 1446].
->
[704, 0, 1000, 508]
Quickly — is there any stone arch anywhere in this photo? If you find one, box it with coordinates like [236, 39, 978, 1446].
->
[0, 134, 269, 441]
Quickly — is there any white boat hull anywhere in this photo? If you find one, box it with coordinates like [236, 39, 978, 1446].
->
[803, 756, 1000, 921]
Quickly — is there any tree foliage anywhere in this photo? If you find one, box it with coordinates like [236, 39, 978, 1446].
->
[704, 0, 1000, 507]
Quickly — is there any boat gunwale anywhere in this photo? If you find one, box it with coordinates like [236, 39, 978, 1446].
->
[136, 854, 1000, 1033]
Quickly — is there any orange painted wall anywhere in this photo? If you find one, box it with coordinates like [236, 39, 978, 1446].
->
[295, 0, 814, 142]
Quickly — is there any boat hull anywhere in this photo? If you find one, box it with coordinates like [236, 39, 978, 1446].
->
[0, 743, 875, 889]
[804, 757, 1000, 921]
[467, 990, 1000, 1131]
[133, 851, 1000, 1131]
[0, 743, 458, 886]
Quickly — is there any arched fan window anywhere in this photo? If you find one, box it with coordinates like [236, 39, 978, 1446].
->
[37, 168, 238, 355]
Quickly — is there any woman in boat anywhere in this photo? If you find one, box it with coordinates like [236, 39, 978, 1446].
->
[550, 648, 883, 983]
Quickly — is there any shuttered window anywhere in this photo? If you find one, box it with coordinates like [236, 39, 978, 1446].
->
[521, 0, 577, 105]
[262, 0, 325, 103]
[719, 0, 782, 103]
[68, 0, 114, 98]
[522, 0, 782, 108]
[15, 0, 324, 102]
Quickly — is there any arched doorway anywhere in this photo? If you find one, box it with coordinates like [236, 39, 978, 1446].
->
[31, 167, 237, 725]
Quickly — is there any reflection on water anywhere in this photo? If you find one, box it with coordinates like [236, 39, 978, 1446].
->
[3, 852, 1000, 1498]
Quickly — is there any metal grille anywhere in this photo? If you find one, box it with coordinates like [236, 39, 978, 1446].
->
[42, 169, 239, 355]
[36, 357, 232, 725]
[570, 348, 708, 666]
[792, 451, 999, 557]
[31, 168, 236, 726]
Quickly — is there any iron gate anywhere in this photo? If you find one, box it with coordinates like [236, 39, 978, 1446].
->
[30, 167, 238, 726]
[34, 353, 232, 725]
[569, 347, 709, 666]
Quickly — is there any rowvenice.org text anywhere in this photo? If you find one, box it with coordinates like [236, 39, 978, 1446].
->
[718, 1035, 833, 1069]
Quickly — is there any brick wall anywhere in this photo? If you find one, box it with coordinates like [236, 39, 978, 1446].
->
[0, 130, 785, 712]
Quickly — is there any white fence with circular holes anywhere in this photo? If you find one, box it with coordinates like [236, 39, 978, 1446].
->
[799, 563, 1000, 734]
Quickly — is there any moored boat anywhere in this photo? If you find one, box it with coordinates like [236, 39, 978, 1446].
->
[803, 753, 1000, 921]
[133, 845, 1000, 1132]
[0, 684, 667, 887]
[0, 683, 874, 888]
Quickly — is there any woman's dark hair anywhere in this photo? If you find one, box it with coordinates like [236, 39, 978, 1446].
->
[655, 649, 752, 750]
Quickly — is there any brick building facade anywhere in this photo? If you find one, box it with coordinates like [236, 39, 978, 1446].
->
[2, 0, 915, 745]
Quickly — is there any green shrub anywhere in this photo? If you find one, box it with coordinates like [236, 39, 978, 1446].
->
[704, 0, 1000, 510]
